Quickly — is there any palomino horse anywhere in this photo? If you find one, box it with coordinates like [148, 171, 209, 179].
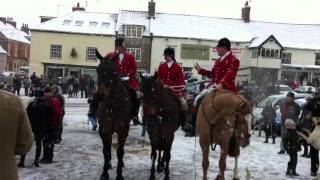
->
[196, 89, 253, 180]
[140, 73, 181, 180]
[92, 50, 132, 180]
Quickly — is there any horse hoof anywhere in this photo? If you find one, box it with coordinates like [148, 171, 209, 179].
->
[116, 175, 124, 180]
[100, 172, 109, 180]
[164, 176, 170, 180]
[149, 175, 155, 180]
[215, 175, 224, 180]
[157, 164, 164, 173]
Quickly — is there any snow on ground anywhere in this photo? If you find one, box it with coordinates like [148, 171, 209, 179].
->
[18, 98, 319, 180]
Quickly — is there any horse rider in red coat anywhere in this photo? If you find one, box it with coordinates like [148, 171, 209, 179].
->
[157, 47, 188, 111]
[105, 37, 141, 125]
[193, 37, 240, 107]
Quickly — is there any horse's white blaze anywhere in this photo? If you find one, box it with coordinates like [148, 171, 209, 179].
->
[244, 113, 252, 134]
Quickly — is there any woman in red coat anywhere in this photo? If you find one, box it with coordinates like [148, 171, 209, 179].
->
[157, 47, 187, 111]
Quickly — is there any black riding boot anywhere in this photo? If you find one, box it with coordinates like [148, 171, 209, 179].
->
[18, 155, 26, 167]
[264, 136, 268, 143]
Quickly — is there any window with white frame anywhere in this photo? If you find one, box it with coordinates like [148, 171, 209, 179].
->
[86, 47, 97, 61]
[50, 45, 62, 59]
[75, 20, 84, 26]
[124, 25, 144, 38]
[316, 53, 320, 65]
[127, 48, 141, 62]
[89, 21, 98, 27]
[281, 52, 292, 64]
[251, 49, 258, 58]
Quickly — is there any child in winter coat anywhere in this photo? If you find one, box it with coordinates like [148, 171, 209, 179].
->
[283, 119, 301, 176]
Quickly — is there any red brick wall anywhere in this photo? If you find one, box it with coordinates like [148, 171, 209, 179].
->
[6, 40, 30, 72]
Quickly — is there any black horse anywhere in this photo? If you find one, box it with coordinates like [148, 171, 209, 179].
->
[90, 50, 132, 180]
[140, 73, 181, 180]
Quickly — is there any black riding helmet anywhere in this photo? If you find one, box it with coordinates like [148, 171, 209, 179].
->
[115, 37, 125, 47]
[164, 47, 175, 58]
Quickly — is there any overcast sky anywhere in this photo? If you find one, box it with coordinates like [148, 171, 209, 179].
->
[1, 0, 319, 28]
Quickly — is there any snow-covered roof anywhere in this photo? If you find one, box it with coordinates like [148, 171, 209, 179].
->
[31, 11, 117, 36]
[0, 21, 30, 44]
[117, 10, 320, 50]
[0, 44, 6, 54]
[249, 35, 284, 49]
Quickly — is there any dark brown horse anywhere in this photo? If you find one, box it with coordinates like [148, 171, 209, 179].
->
[196, 90, 253, 180]
[91, 50, 132, 180]
[140, 73, 181, 180]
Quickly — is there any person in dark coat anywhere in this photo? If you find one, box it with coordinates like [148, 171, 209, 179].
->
[79, 75, 88, 98]
[283, 119, 301, 176]
[304, 93, 320, 176]
[18, 91, 54, 167]
[30, 72, 37, 85]
[279, 92, 301, 154]
[73, 79, 79, 98]
[87, 97, 98, 131]
[262, 100, 277, 144]
[41, 87, 62, 163]
[13, 74, 22, 96]
[299, 98, 313, 158]
[88, 76, 95, 97]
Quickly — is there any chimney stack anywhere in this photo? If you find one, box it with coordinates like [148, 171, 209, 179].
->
[72, 2, 86, 12]
[0, 17, 6, 24]
[6, 17, 16, 28]
[241, 1, 251, 23]
[148, 0, 156, 19]
[21, 23, 30, 34]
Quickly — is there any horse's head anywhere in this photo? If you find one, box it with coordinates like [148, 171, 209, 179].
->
[140, 72, 163, 104]
[96, 50, 119, 96]
[236, 99, 253, 148]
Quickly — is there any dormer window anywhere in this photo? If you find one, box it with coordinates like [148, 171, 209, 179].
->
[101, 22, 110, 28]
[124, 25, 144, 38]
[75, 20, 84, 26]
[89, 21, 98, 27]
[63, 20, 72, 25]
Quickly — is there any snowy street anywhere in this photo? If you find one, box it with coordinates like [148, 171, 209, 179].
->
[18, 98, 316, 180]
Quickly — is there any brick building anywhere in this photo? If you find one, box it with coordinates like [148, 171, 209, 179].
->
[0, 17, 30, 73]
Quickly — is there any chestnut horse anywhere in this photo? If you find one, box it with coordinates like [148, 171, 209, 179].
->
[196, 90, 253, 180]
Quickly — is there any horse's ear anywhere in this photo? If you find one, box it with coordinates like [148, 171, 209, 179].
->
[95, 49, 104, 61]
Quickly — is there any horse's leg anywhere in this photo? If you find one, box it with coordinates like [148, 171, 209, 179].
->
[163, 132, 174, 180]
[233, 156, 240, 180]
[150, 144, 157, 180]
[200, 136, 209, 180]
[116, 125, 129, 180]
[99, 129, 112, 180]
[216, 145, 228, 180]
[157, 149, 164, 173]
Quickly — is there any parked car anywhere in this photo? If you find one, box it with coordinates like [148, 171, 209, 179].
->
[252, 93, 312, 125]
[294, 86, 316, 93]
[279, 84, 293, 94]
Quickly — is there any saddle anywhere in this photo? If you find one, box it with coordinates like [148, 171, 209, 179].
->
[200, 89, 248, 126]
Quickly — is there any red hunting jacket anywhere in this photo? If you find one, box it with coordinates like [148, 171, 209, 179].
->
[106, 52, 139, 91]
[198, 52, 239, 92]
[157, 61, 186, 96]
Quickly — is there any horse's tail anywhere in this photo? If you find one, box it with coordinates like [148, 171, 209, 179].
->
[228, 135, 239, 157]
